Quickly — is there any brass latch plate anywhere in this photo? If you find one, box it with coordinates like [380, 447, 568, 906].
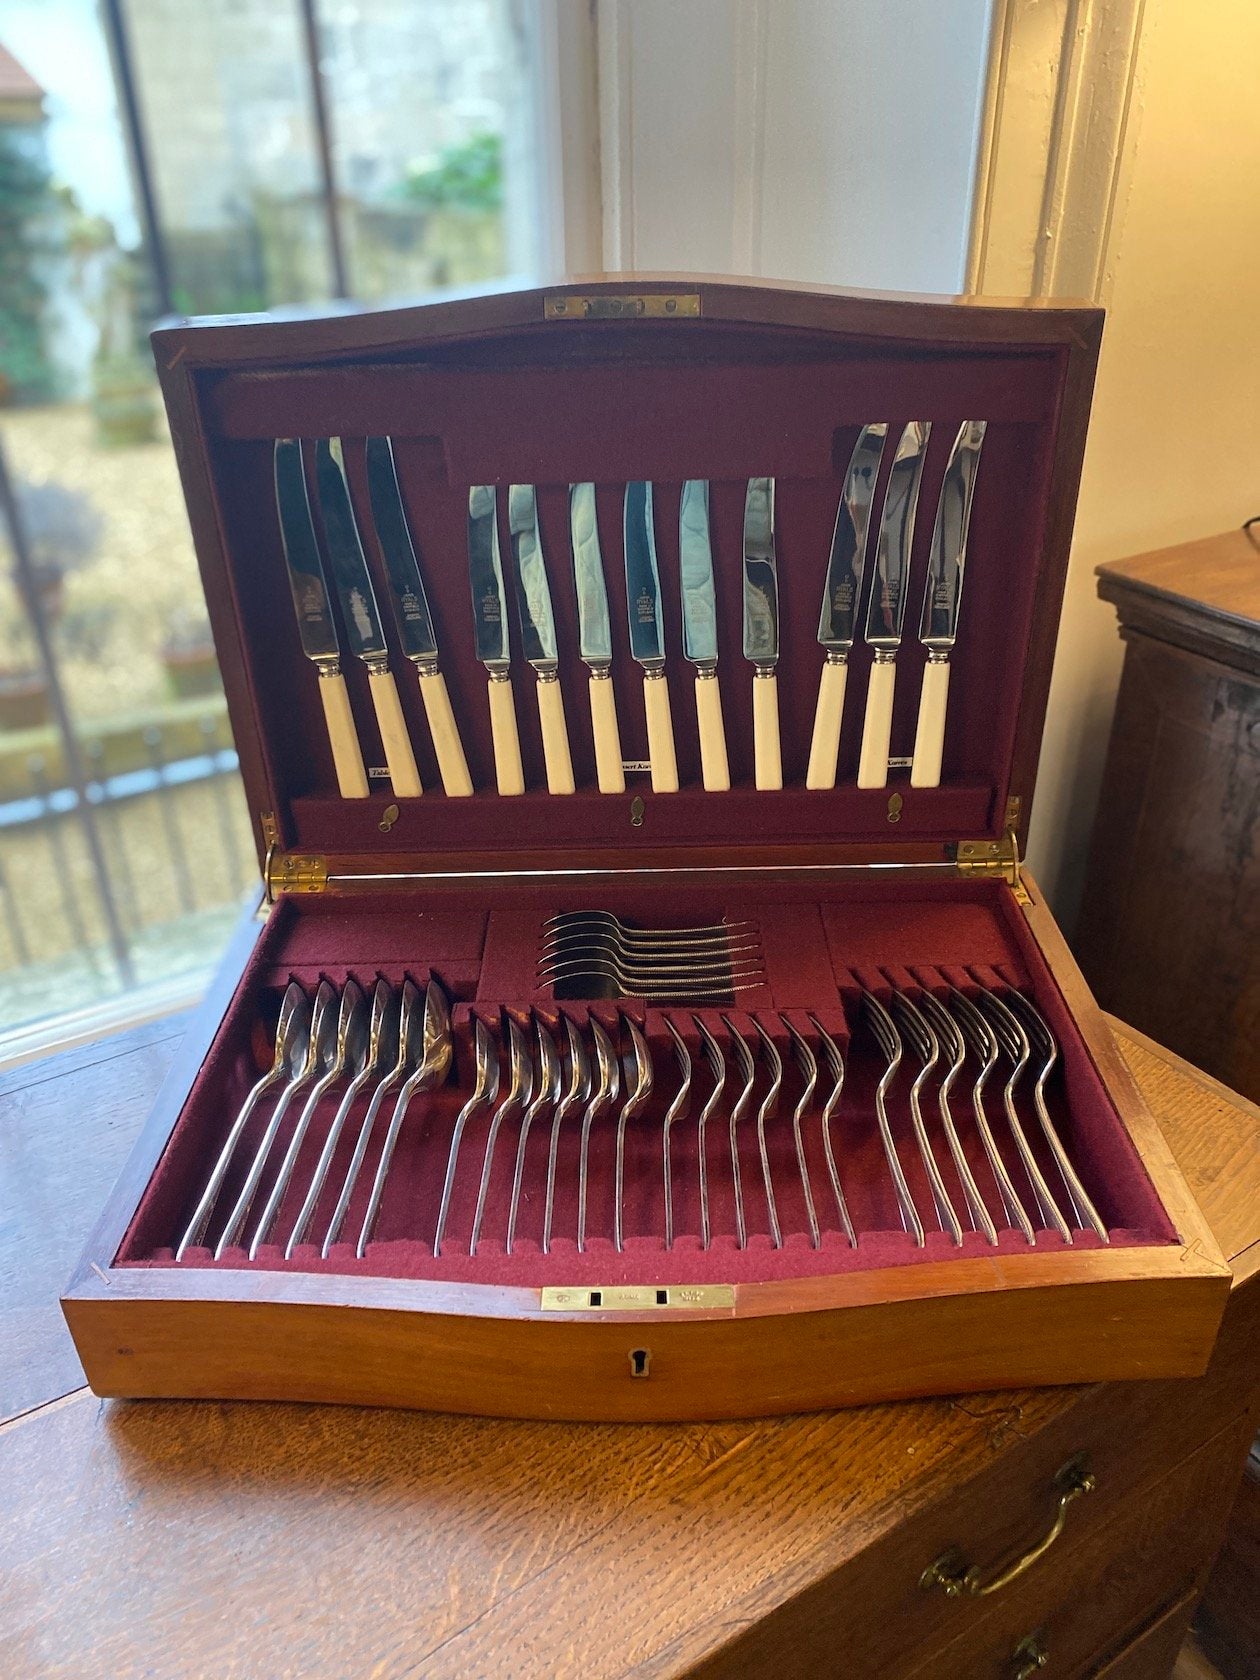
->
[544, 293, 700, 321]
[268, 852, 329, 896]
[540, 1284, 734, 1313]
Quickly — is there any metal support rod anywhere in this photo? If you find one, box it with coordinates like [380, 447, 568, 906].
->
[0, 434, 136, 986]
[297, 0, 351, 298]
[98, 0, 175, 318]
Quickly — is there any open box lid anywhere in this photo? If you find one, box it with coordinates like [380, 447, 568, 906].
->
[151, 273, 1102, 887]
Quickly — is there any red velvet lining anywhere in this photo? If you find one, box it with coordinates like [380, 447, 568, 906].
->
[116, 878, 1177, 1285]
[197, 325, 1064, 847]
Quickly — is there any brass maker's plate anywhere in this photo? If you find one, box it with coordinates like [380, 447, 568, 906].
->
[544, 293, 701, 321]
[540, 1284, 735, 1312]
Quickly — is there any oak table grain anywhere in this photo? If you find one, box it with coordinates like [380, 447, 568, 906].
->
[2, 1015, 1258, 1680]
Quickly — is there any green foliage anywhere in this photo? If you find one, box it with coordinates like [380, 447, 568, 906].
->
[401, 131, 503, 214]
[0, 130, 56, 401]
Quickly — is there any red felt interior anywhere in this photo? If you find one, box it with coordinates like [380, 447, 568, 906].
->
[192, 320, 1067, 851]
[117, 877, 1177, 1286]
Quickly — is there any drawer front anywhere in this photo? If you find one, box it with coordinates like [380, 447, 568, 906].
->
[1087, 1588, 1198, 1679]
[902, 1420, 1247, 1680]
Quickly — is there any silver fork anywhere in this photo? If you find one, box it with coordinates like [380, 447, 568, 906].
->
[977, 988, 1073, 1242]
[752, 1021, 784, 1248]
[216, 980, 337, 1258]
[470, 1016, 533, 1255]
[661, 1017, 693, 1250]
[861, 993, 925, 1246]
[285, 978, 395, 1259]
[916, 990, 998, 1244]
[175, 980, 308, 1259]
[808, 1013, 855, 1245]
[1005, 989, 1108, 1241]
[577, 1017, 619, 1251]
[721, 1015, 756, 1248]
[506, 1017, 561, 1254]
[543, 1016, 590, 1253]
[614, 1016, 653, 1252]
[433, 1017, 499, 1256]
[783, 1018, 821, 1249]
[322, 978, 421, 1257]
[949, 987, 1036, 1243]
[889, 991, 963, 1244]
[249, 981, 366, 1259]
[693, 1016, 726, 1249]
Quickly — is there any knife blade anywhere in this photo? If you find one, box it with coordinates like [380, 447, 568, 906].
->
[805, 425, 888, 790]
[273, 438, 368, 799]
[623, 481, 678, 793]
[910, 420, 987, 788]
[314, 438, 421, 797]
[570, 482, 624, 793]
[508, 484, 575, 795]
[365, 436, 472, 797]
[742, 476, 781, 790]
[679, 479, 730, 792]
[856, 420, 931, 789]
[468, 484, 524, 795]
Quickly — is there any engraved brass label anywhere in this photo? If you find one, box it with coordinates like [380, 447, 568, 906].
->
[540, 1284, 735, 1312]
[544, 293, 701, 321]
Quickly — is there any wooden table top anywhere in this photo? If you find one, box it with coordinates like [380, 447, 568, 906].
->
[3, 1012, 1259, 1679]
[1096, 526, 1260, 673]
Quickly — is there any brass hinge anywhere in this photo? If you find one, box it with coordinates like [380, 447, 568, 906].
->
[544, 292, 700, 321]
[953, 798, 1030, 904]
[261, 814, 328, 901]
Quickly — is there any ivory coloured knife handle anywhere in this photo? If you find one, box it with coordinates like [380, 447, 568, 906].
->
[487, 672, 525, 796]
[367, 667, 422, 797]
[589, 673, 625, 794]
[417, 668, 473, 797]
[643, 671, 679, 793]
[753, 670, 782, 791]
[695, 673, 730, 792]
[857, 658, 897, 789]
[318, 668, 369, 798]
[536, 675, 576, 795]
[910, 657, 950, 789]
[806, 658, 848, 790]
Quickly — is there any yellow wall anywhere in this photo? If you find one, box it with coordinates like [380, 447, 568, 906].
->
[1021, 1, 1260, 920]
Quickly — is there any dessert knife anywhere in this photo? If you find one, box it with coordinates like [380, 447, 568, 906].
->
[273, 438, 369, 798]
[623, 481, 678, 792]
[569, 482, 624, 793]
[856, 421, 931, 790]
[679, 479, 730, 791]
[508, 483, 575, 794]
[806, 424, 888, 789]
[315, 439, 422, 797]
[364, 436, 473, 797]
[468, 485, 525, 795]
[910, 420, 988, 788]
[743, 476, 781, 790]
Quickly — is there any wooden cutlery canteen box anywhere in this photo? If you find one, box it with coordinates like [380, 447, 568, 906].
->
[62, 274, 1230, 1422]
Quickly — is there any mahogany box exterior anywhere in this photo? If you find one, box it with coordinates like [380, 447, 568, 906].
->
[61, 275, 1230, 1422]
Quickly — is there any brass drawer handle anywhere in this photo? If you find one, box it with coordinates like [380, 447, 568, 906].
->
[1011, 1633, 1049, 1679]
[920, 1456, 1096, 1599]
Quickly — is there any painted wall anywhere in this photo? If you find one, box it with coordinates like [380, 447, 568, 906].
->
[1023, 1, 1260, 922]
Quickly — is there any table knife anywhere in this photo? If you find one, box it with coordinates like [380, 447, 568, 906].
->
[273, 438, 369, 799]
[623, 481, 678, 793]
[314, 438, 422, 798]
[910, 420, 988, 788]
[806, 425, 888, 789]
[364, 436, 472, 797]
[679, 479, 730, 791]
[468, 484, 525, 796]
[508, 483, 575, 795]
[743, 476, 781, 790]
[856, 421, 931, 789]
[569, 482, 624, 793]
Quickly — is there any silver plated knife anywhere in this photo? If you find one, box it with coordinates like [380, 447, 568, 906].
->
[623, 481, 678, 792]
[910, 420, 988, 788]
[468, 484, 525, 795]
[806, 425, 888, 789]
[856, 421, 932, 789]
[569, 482, 624, 793]
[315, 438, 421, 797]
[365, 436, 473, 797]
[274, 438, 368, 799]
[742, 476, 781, 790]
[508, 483, 575, 795]
[679, 479, 730, 791]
